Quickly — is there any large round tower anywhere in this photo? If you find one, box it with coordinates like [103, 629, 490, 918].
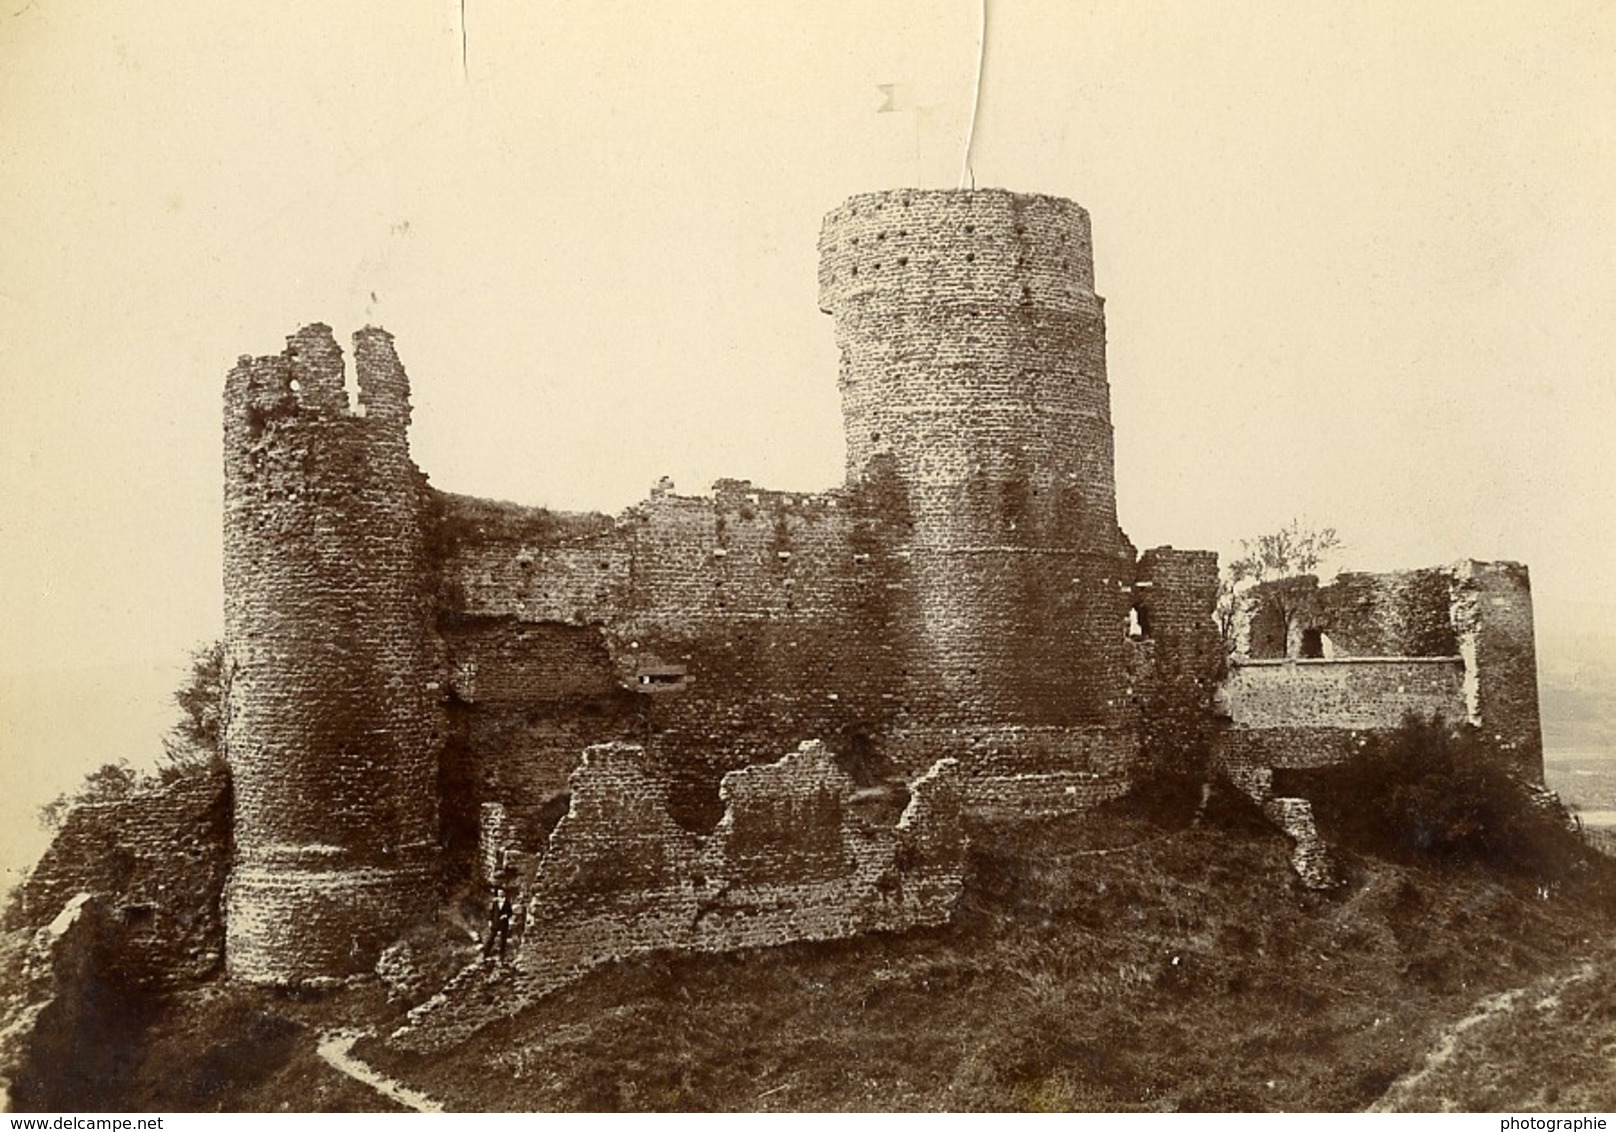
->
[221, 324, 443, 984]
[818, 190, 1137, 800]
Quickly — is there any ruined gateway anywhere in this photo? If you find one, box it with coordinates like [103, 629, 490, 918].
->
[218, 189, 1543, 1036]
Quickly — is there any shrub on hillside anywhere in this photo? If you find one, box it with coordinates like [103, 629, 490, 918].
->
[1300, 716, 1585, 881]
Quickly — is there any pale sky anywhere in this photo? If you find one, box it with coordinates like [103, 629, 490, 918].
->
[2, 1, 1613, 877]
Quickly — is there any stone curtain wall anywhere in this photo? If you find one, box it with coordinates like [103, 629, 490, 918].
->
[434, 492, 626, 623]
[432, 478, 897, 831]
[1220, 659, 1467, 732]
[431, 493, 638, 855]
[222, 325, 443, 985]
[435, 476, 1212, 816]
[3, 772, 229, 989]
[611, 481, 905, 781]
[1215, 644, 1468, 783]
[1211, 657, 1468, 883]
[394, 741, 965, 1051]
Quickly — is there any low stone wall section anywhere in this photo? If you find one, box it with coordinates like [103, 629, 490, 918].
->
[1220, 657, 1466, 732]
[392, 740, 965, 1051]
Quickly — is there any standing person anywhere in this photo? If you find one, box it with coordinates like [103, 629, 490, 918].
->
[482, 887, 507, 961]
[493, 888, 514, 961]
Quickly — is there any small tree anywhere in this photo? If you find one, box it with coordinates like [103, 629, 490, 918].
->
[163, 641, 224, 770]
[33, 642, 227, 832]
[38, 761, 140, 830]
[1219, 519, 1342, 654]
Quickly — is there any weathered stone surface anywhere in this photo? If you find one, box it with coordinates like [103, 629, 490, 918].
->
[393, 742, 966, 1051]
[222, 325, 443, 985]
[214, 189, 1543, 986]
[1220, 658, 1467, 732]
[1219, 561, 1543, 780]
[4, 772, 227, 989]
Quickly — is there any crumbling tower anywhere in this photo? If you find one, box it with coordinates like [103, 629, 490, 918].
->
[221, 324, 443, 984]
[818, 190, 1138, 799]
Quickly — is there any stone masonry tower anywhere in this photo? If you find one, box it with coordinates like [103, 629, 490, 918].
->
[818, 190, 1137, 792]
[221, 325, 443, 985]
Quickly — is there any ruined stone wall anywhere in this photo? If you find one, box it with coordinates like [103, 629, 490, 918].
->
[1215, 658, 1468, 782]
[1316, 569, 1459, 657]
[613, 481, 890, 776]
[222, 325, 443, 985]
[437, 471, 1172, 820]
[1452, 560, 1544, 779]
[394, 741, 965, 1051]
[1243, 571, 1461, 660]
[434, 473, 913, 826]
[4, 771, 229, 990]
[431, 493, 637, 851]
[1218, 561, 1544, 787]
[1222, 766, 1340, 889]
[1130, 548, 1224, 775]
[435, 492, 626, 622]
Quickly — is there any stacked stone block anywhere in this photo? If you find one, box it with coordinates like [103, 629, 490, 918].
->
[1131, 548, 1223, 776]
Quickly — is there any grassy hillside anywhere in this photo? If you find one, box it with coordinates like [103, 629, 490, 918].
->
[346, 794, 1614, 1112]
[15, 789, 1615, 1112]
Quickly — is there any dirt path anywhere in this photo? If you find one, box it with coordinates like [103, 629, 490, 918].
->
[315, 1030, 445, 1113]
[1369, 961, 1598, 1112]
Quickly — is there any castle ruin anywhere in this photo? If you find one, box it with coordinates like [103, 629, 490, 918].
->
[218, 189, 1544, 1002]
